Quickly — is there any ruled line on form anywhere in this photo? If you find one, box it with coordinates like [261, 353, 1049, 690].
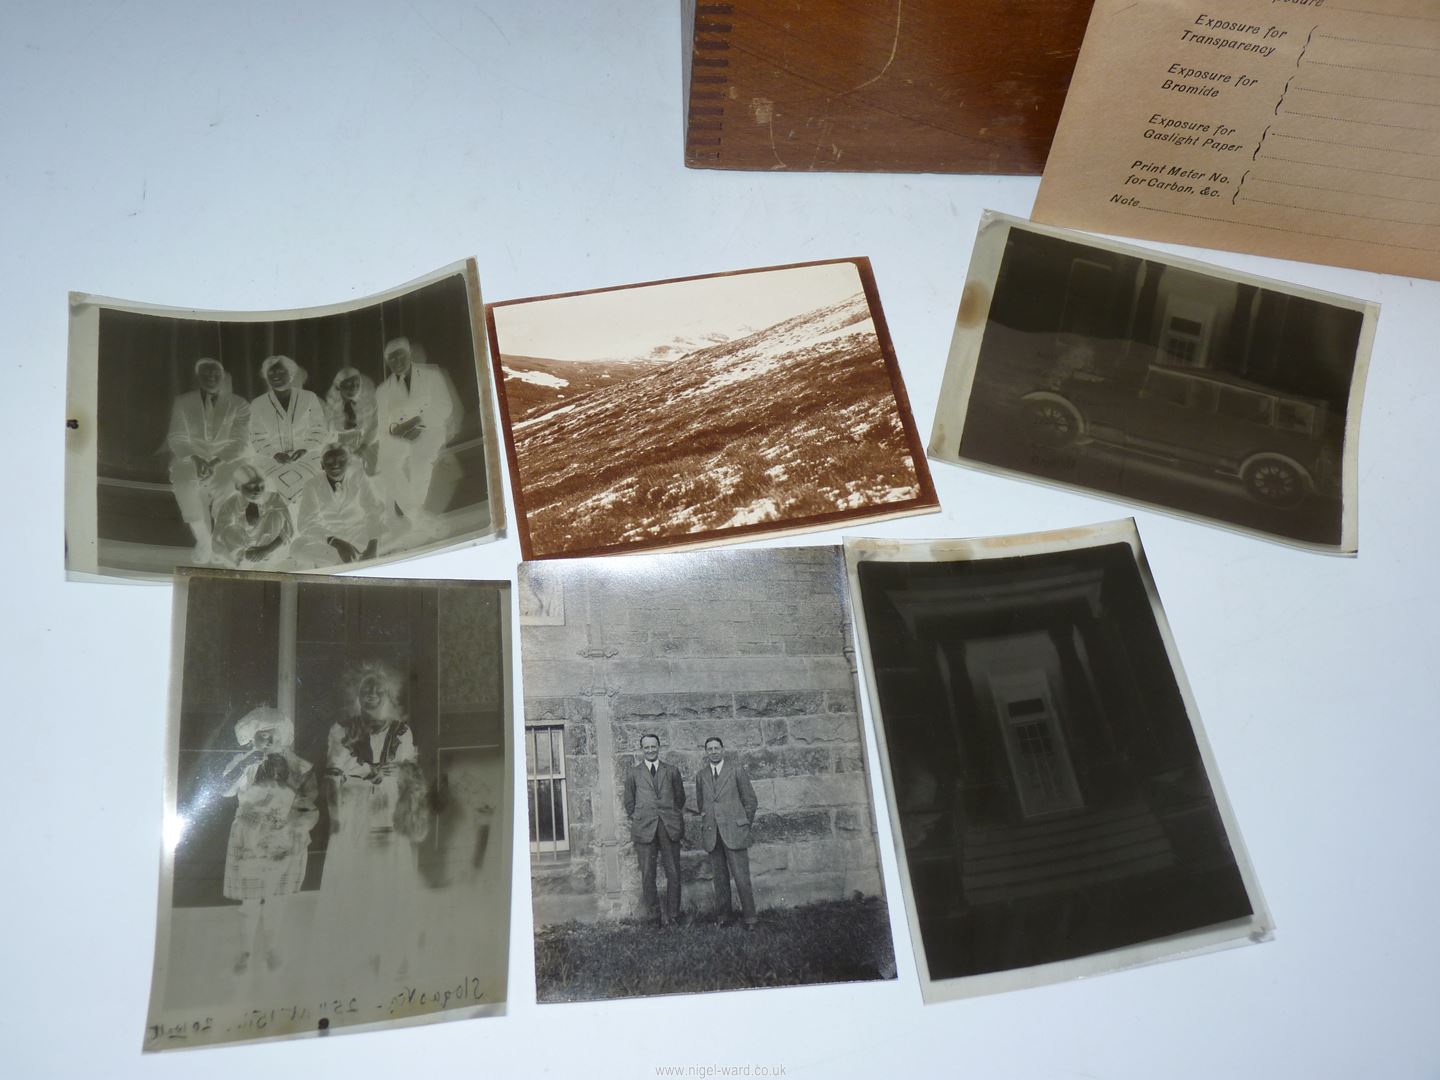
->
[1270, 132, 1440, 160]
[1260, 154, 1440, 183]
[1253, 175, 1440, 207]
[1236, 195, 1440, 229]
[1306, 60, 1440, 81]
[1292, 86, 1440, 109]
[1133, 204, 1439, 253]
[1330, 6, 1440, 22]
[1282, 110, 1436, 133]
[1314, 34, 1440, 51]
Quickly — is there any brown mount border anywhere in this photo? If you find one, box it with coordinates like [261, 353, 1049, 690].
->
[486, 257, 939, 561]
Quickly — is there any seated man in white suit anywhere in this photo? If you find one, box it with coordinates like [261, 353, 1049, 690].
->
[167, 357, 251, 563]
[374, 336, 457, 537]
[249, 354, 328, 506]
[290, 444, 386, 567]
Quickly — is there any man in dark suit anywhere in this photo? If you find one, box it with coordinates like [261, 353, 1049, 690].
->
[621, 732, 686, 925]
[696, 737, 759, 929]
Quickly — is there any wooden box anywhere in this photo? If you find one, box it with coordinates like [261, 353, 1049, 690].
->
[682, 0, 1095, 174]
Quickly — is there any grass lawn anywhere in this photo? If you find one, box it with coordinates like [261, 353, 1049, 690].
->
[534, 896, 897, 1003]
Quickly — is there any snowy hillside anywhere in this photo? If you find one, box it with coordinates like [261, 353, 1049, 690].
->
[503, 291, 927, 556]
[499, 355, 656, 422]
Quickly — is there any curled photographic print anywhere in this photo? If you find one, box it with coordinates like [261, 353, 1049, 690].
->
[930, 214, 1377, 553]
[845, 521, 1272, 1002]
[145, 570, 512, 1049]
[518, 547, 897, 1003]
[65, 260, 506, 581]
[488, 259, 937, 559]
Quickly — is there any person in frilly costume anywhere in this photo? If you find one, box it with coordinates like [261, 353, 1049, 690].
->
[219, 706, 319, 974]
[212, 464, 293, 569]
[319, 660, 432, 979]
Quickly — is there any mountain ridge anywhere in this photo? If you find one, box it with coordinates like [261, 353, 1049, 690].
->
[503, 290, 926, 556]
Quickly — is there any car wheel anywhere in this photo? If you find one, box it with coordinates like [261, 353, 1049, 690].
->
[1022, 398, 1082, 447]
[1242, 456, 1306, 507]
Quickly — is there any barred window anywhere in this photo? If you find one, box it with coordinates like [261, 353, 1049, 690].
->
[526, 724, 570, 854]
[1162, 316, 1204, 367]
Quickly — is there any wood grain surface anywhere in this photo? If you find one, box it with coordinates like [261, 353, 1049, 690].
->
[684, 0, 1096, 175]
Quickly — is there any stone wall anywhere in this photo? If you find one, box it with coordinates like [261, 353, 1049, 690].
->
[521, 547, 884, 926]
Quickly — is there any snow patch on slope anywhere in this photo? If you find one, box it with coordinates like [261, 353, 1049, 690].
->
[503, 365, 569, 388]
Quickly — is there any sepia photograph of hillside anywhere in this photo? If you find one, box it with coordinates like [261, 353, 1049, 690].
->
[488, 260, 936, 558]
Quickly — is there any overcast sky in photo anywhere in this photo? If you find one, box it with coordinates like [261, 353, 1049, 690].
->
[491, 261, 865, 362]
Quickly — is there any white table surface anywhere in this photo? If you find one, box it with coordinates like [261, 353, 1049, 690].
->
[4, 2, 1436, 1077]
